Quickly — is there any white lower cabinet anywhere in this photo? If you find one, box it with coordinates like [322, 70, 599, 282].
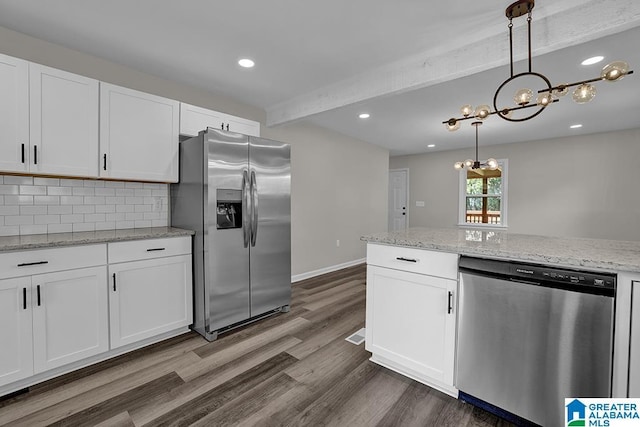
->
[0, 277, 33, 386]
[32, 266, 108, 372]
[365, 243, 458, 397]
[108, 255, 192, 348]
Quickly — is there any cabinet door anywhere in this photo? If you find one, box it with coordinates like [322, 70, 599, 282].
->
[100, 83, 179, 182]
[0, 54, 29, 173]
[223, 113, 260, 137]
[365, 265, 456, 386]
[109, 255, 192, 349]
[630, 280, 640, 397]
[0, 277, 33, 387]
[31, 266, 108, 373]
[29, 63, 99, 177]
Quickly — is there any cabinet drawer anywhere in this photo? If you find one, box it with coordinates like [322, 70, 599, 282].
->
[0, 244, 107, 280]
[108, 236, 191, 264]
[367, 243, 458, 279]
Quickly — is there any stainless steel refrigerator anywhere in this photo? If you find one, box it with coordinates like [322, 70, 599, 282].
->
[171, 128, 291, 341]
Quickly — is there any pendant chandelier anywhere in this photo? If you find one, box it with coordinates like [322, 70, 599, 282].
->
[454, 121, 498, 170]
[443, 0, 634, 131]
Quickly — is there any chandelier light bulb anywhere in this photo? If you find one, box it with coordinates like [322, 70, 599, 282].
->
[464, 159, 474, 168]
[460, 105, 474, 117]
[573, 83, 596, 103]
[514, 88, 533, 106]
[553, 84, 569, 97]
[486, 158, 499, 170]
[601, 61, 629, 82]
[454, 162, 464, 170]
[474, 105, 491, 120]
[536, 92, 552, 106]
[445, 118, 460, 131]
[499, 108, 512, 119]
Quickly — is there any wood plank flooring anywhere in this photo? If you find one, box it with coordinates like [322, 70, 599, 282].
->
[0, 264, 514, 426]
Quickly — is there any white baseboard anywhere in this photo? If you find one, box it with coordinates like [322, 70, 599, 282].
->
[291, 258, 365, 283]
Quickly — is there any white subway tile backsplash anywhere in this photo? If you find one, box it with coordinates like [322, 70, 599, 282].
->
[116, 188, 135, 197]
[4, 195, 33, 205]
[94, 188, 115, 196]
[48, 205, 73, 215]
[72, 187, 95, 196]
[4, 176, 33, 185]
[20, 225, 47, 235]
[48, 224, 72, 234]
[6, 215, 34, 226]
[0, 175, 169, 236]
[73, 223, 95, 232]
[35, 215, 61, 225]
[0, 185, 19, 195]
[20, 206, 48, 215]
[34, 196, 60, 205]
[73, 205, 95, 214]
[60, 196, 84, 205]
[61, 214, 84, 224]
[0, 206, 20, 216]
[34, 177, 60, 186]
[47, 186, 73, 196]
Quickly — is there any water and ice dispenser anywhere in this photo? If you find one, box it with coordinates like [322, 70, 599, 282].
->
[216, 189, 242, 229]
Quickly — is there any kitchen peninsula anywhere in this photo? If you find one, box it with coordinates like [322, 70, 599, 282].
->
[360, 227, 640, 424]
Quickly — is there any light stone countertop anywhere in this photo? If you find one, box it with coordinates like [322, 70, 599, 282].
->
[0, 227, 194, 252]
[361, 227, 640, 273]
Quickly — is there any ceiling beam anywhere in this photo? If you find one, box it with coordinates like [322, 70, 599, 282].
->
[266, 0, 640, 127]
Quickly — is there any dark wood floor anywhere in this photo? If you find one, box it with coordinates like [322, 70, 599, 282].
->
[0, 264, 514, 426]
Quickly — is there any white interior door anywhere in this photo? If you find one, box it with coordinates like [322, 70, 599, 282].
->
[388, 169, 408, 231]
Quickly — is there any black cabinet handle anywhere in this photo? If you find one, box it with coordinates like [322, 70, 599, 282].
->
[226, 124, 229, 131]
[17, 261, 49, 267]
[33, 146, 38, 165]
[396, 257, 417, 263]
[103, 153, 107, 171]
[113, 273, 117, 292]
[447, 291, 453, 314]
[146, 248, 166, 252]
[221, 123, 224, 130]
[23, 288, 27, 310]
[37, 285, 41, 306]
[21, 143, 25, 163]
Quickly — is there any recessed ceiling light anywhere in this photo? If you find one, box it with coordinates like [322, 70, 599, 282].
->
[581, 56, 604, 66]
[358, 113, 370, 119]
[570, 124, 583, 129]
[427, 144, 436, 148]
[238, 58, 255, 68]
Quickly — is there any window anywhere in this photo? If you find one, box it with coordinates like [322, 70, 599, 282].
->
[458, 159, 508, 227]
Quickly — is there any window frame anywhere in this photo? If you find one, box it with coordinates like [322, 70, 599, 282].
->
[457, 158, 508, 229]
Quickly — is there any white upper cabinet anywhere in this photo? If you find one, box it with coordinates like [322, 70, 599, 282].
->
[179, 102, 260, 137]
[0, 54, 29, 173]
[100, 83, 179, 182]
[29, 64, 99, 177]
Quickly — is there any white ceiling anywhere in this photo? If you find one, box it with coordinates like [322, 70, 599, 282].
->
[0, 0, 639, 155]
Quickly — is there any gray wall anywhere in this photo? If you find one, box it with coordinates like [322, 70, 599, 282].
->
[0, 25, 389, 276]
[390, 127, 640, 241]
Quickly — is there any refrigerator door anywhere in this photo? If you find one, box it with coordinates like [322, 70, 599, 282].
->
[205, 129, 251, 331]
[249, 137, 291, 316]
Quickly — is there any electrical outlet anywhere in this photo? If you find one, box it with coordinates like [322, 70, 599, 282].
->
[153, 197, 163, 212]
[336, 239, 340, 247]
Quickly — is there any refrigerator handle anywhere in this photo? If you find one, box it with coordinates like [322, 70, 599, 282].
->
[242, 170, 250, 248]
[250, 170, 258, 247]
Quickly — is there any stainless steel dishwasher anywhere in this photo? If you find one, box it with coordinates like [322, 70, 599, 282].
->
[456, 256, 616, 427]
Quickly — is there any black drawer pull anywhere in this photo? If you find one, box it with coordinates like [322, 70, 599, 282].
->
[113, 273, 117, 292]
[37, 285, 41, 306]
[396, 257, 417, 263]
[447, 291, 453, 314]
[23, 288, 27, 310]
[146, 248, 166, 252]
[17, 261, 49, 267]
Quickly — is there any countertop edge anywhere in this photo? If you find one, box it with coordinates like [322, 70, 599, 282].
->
[0, 227, 195, 252]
